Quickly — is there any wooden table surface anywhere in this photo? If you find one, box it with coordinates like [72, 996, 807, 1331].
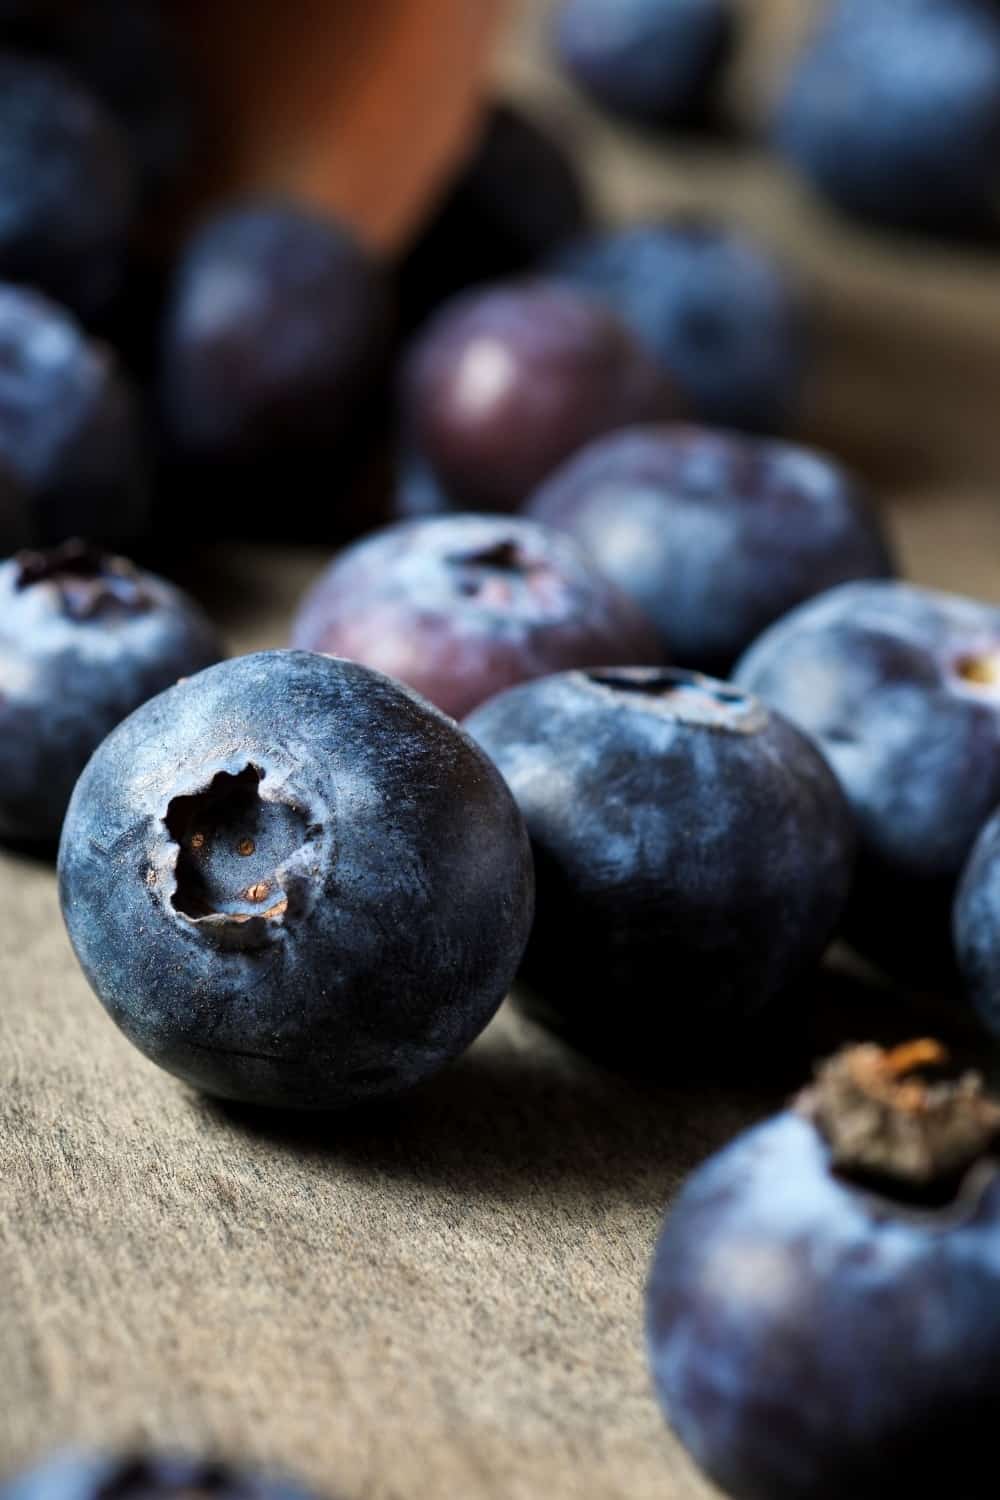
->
[2, 4, 999, 1499]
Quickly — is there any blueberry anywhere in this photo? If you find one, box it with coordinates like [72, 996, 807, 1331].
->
[58, 650, 534, 1109]
[548, 219, 807, 433]
[402, 282, 678, 513]
[0, 0, 191, 201]
[464, 666, 853, 1058]
[0, 285, 148, 551]
[400, 103, 588, 326]
[775, 0, 1000, 235]
[0, 539, 222, 844]
[955, 809, 1000, 1038]
[528, 425, 894, 676]
[554, 0, 734, 127]
[291, 513, 662, 721]
[648, 1040, 1000, 1500]
[0, 1451, 330, 1500]
[0, 52, 135, 319]
[159, 202, 393, 468]
[736, 581, 1000, 985]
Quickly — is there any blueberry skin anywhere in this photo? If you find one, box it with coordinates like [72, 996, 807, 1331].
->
[528, 425, 894, 676]
[291, 514, 662, 721]
[400, 103, 588, 326]
[548, 220, 806, 433]
[775, 0, 1000, 235]
[402, 282, 678, 513]
[0, 52, 135, 319]
[0, 1452, 331, 1500]
[648, 1111, 1000, 1499]
[0, 285, 148, 551]
[0, 542, 223, 843]
[736, 581, 1000, 983]
[554, 0, 734, 127]
[464, 667, 853, 1053]
[955, 810, 1000, 1038]
[58, 651, 535, 1109]
[160, 202, 393, 466]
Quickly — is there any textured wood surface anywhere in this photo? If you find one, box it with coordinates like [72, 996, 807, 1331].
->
[3, 3, 1000, 1499]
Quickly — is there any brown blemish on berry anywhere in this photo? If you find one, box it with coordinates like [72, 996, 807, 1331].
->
[238, 838, 255, 856]
[245, 882, 270, 903]
[191, 832, 205, 850]
[955, 651, 1000, 689]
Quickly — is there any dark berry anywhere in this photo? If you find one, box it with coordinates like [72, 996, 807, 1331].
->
[648, 1041, 1000, 1500]
[58, 650, 534, 1109]
[0, 0, 191, 200]
[159, 201, 393, 467]
[955, 809, 1000, 1038]
[529, 425, 894, 675]
[0, 1451, 332, 1500]
[291, 513, 662, 721]
[465, 666, 853, 1059]
[554, 0, 734, 127]
[548, 219, 807, 432]
[0, 51, 135, 319]
[735, 581, 1000, 984]
[0, 539, 222, 843]
[0, 284, 148, 551]
[402, 281, 678, 513]
[400, 103, 588, 325]
[775, 0, 1000, 235]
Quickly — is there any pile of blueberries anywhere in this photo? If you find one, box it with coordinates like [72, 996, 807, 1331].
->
[5, 3, 1000, 1500]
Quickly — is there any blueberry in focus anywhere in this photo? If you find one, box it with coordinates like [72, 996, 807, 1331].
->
[159, 201, 393, 468]
[291, 513, 662, 721]
[465, 666, 853, 1059]
[775, 0, 1000, 235]
[400, 103, 588, 327]
[548, 219, 806, 433]
[0, 51, 135, 320]
[58, 650, 534, 1109]
[0, 0, 192, 201]
[529, 425, 894, 676]
[648, 1040, 1000, 1500]
[0, 1451, 332, 1500]
[402, 282, 678, 513]
[736, 581, 1000, 986]
[554, 0, 734, 127]
[0, 284, 148, 552]
[955, 809, 1000, 1039]
[0, 539, 222, 844]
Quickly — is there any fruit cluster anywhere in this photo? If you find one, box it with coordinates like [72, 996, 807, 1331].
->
[2, 4, 1000, 1500]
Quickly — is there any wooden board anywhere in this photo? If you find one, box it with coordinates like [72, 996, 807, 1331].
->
[3, 4, 1000, 1499]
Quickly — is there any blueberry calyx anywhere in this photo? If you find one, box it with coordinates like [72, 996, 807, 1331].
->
[15, 539, 152, 620]
[581, 666, 767, 734]
[447, 536, 559, 612]
[797, 1041, 1000, 1199]
[159, 763, 322, 948]
[953, 650, 1000, 694]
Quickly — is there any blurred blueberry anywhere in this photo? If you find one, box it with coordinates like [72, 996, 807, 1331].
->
[0, 1452, 333, 1500]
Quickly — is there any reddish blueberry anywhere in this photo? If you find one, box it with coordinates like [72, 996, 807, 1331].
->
[291, 513, 662, 721]
[401, 281, 679, 513]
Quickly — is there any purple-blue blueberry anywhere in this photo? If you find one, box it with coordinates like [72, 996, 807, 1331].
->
[0, 51, 135, 319]
[775, 0, 1000, 235]
[0, 1451, 333, 1500]
[554, 0, 734, 127]
[529, 425, 894, 675]
[0, 284, 148, 551]
[0, 539, 222, 844]
[58, 650, 534, 1109]
[955, 809, 1000, 1039]
[291, 513, 662, 721]
[648, 1040, 1000, 1499]
[736, 581, 1000, 985]
[402, 281, 678, 513]
[465, 666, 854, 1058]
[159, 201, 392, 467]
[548, 219, 806, 432]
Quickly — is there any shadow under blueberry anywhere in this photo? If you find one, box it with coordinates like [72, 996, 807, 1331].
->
[194, 957, 979, 1202]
